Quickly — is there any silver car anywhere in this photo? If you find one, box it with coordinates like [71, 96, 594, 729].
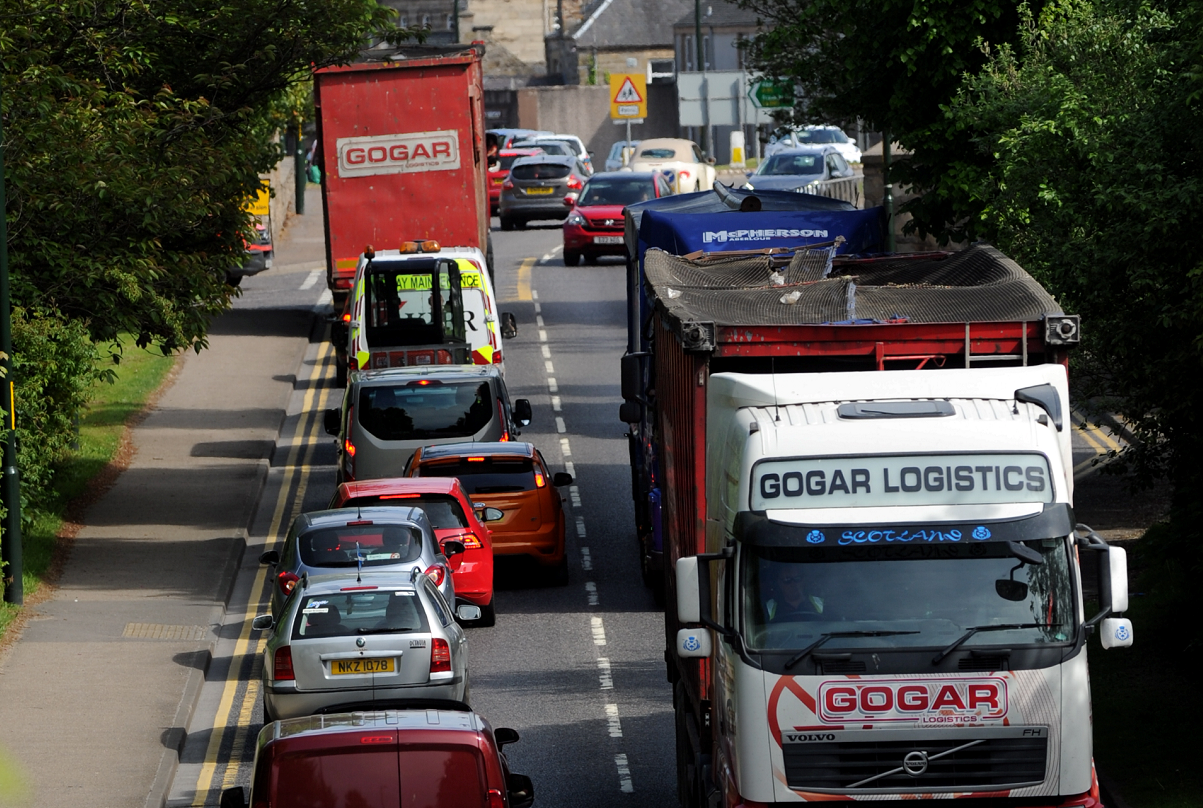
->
[498, 154, 589, 230]
[253, 572, 477, 721]
[259, 507, 459, 617]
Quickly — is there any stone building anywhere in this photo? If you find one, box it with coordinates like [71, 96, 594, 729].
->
[546, 0, 692, 85]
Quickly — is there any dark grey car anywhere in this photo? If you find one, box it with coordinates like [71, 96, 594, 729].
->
[498, 154, 588, 230]
[325, 365, 532, 484]
[742, 146, 855, 192]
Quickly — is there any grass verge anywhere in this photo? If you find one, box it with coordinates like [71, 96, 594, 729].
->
[1091, 525, 1202, 807]
[0, 338, 178, 639]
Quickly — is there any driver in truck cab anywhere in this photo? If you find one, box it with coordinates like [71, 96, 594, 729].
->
[764, 562, 825, 622]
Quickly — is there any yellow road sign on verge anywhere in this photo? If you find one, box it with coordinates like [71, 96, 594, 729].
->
[610, 73, 647, 120]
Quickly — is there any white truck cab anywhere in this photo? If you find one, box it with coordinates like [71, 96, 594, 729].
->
[677, 365, 1131, 803]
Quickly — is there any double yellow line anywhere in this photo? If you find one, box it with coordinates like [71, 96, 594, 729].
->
[190, 342, 334, 805]
[1072, 411, 1125, 477]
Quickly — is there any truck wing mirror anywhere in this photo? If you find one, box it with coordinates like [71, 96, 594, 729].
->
[675, 550, 734, 635]
[620, 352, 647, 403]
[1015, 384, 1063, 431]
[1077, 524, 1133, 648]
[323, 408, 342, 436]
[619, 400, 642, 424]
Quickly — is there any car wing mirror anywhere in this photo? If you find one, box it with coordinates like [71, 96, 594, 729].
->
[251, 614, 275, 631]
[442, 539, 466, 557]
[456, 603, 482, 622]
[513, 398, 532, 426]
[323, 408, 341, 436]
[259, 550, 280, 566]
[500, 312, 518, 339]
[483, 507, 504, 523]
[552, 472, 573, 487]
[507, 773, 534, 808]
[495, 727, 520, 746]
[219, 787, 247, 808]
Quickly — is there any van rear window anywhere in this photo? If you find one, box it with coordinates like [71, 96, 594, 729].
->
[357, 381, 494, 441]
[399, 748, 488, 808]
[271, 747, 401, 806]
[512, 163, 570, 180]
[418, 457, 537, 494]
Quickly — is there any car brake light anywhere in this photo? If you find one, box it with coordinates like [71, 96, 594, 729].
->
[345, 405, 356, 457]
[360, 735, 393, 744]
[341, 585, 378, 591]
[348, 356, 359, 371]
[430, 638, 452, 674]
[467, 456, 485, 462]
[502, 179, 514, 190]
[497, 400, 509, 442]
[380, 493, 421, 499]
[346, 519, 373, 526]
[274, 646, 295, 681]
[488, 789, 505, 808]
[277, 570, 300, 595]
[460, 532, 483, 549]
[534, 470, 546, 488]
[425, 564, 446, 587]
[342, 312, 351, 323]
[567, 175, 583, 190]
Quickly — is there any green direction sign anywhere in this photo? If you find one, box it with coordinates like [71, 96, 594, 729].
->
[748, 80, 793, 109]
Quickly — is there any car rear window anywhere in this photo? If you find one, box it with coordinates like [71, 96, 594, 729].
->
[499, 154, 525, 170]
[418, 457, 538, 494]
[357, 381, 494, 441]
[399, 748, 488, 808]
[759, 154, 823, 176]
[292, 589, 429, 640]
[270, 746, 401, 805]
[344, 494, 469, 530]
[298, 524, 423, 568]
[638, 148, 677, 159]
[512, 163, 571, 180]
[578, 178, 656, 207]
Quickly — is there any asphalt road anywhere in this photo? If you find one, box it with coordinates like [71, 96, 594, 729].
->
[167, 214, 1122, 807]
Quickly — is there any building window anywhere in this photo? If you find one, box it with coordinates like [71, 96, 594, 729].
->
[683, 34, 695, 71]
[447, 13, 454, 29]
[422, 14, 431, 28]
[703, 35, 711, 70]
[399, 13, 408, 26]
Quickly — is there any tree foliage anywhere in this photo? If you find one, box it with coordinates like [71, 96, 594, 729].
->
[739, 0, 1039, 241]
[1, 0, 397, 353]
[950, 0, 1203, 569]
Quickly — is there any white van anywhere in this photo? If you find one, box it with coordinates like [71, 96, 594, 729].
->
[343, 243, 512, 380]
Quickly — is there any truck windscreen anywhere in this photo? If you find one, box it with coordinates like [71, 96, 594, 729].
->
[740, 540, 1073, 653]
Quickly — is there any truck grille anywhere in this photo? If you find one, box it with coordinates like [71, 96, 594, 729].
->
[783, 736, 1047, 791]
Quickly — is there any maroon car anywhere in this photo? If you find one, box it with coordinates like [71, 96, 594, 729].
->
[219, 707, 534, 808]
[561, 171, 671, 266]
[489, 148, 542, 215]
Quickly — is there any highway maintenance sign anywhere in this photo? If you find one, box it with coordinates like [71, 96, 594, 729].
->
[610, 73, 647, 120]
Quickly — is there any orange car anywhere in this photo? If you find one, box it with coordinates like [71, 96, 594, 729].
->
[406, 442, 572, 584]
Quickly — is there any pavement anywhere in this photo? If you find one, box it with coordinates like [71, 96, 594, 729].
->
[0, 185, 328, 808]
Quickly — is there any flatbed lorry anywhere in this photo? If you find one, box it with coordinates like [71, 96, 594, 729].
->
[618, 200, 1134, 806]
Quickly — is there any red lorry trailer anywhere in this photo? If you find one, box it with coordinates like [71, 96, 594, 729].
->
[626, 244, 1134, 807]
[313, 44, 491, 304]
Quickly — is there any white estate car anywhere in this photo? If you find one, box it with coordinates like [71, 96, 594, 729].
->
[764, 125, 862, 164]
[626, 138, 716, 194]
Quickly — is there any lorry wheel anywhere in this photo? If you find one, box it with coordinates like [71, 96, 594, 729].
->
[563, 251, 581, 266]
[500, 216, 515, 232]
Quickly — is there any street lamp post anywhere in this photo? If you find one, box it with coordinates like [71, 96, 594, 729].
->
[0, 90, 24, 605]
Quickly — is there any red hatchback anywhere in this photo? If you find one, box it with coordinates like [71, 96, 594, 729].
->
[489, 148, 542, 215]
[562, 171, 672, 265]
[330, 478, 496, 626]
[219, 708, 534, 808]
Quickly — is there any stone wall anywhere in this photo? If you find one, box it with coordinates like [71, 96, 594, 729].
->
[262, 134, 299, 244]
[459, 0, 555, 65]
[861, 140, 952, 253]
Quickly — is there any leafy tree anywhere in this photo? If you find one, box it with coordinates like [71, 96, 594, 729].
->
[950, 0, 1203, 579]
[0, 0, 398, 353]
[739, 0, 1038, 241]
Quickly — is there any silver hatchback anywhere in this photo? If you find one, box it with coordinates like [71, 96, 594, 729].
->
[253, 573, 477, 721]
[259, 507, 459, 617]
[498, 154, 588, 230]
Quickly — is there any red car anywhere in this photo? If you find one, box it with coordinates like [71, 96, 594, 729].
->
[329, 477, 496, 626]
[489, 148, 543, 215]
[219, 707, 534, 808]
[562, 171, 672, 266]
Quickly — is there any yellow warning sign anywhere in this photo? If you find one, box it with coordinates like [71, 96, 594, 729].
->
[610, 73, 647, 120]
[245, 182, 271, 216]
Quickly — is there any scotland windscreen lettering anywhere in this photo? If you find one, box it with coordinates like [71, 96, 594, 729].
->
[750, 453, 1053, 510]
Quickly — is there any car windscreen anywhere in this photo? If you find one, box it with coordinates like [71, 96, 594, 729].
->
[298, 524, 423, 568]
[758, 154, 823, 176]
[638, 148, 678, 159]
[357, 381, 494, 441]
[418, 457, 537, 494]
[578, 179, 655, 207]
[291, 590, 429, 639]
[797, 128, 848, 144]
[512, 163, 571, 180]
[740, 539, 1073, 652]
[345, 494, 469, 530]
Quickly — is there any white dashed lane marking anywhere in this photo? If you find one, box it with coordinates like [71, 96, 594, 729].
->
[597, 657, 612, 689]
[299, 269, 321, 290]
[538, 329, 548, 341]
[591, 616, 606, 646]
[569, 485, 581, 507]
[565, 461, 575, 477]
[585, 581, 599, 606]
[576, 518, 587, 539]
[580, 545, 592, 568]
[544, 360, 555, 374]
[605, 704, 623, 738]
[560, 437, 572, 456]
[548, 377, 559, 393]
[556, 417, 566, 433]
[614, 754, 634, 793]
[541, 345, 552, 358]
[552, 396, 562, 412]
